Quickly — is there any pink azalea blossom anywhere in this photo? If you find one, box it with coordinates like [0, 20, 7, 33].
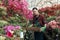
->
[15, 25, 21, 30]
[2, 0, 33, 20]
[48, 20, 58, 29]
[4, 25, 15, 32]
[4, 25, 21, 38]
[25, 10, 33, 20]
[4, 25, 15, 38]
[4, 25, 21, 32]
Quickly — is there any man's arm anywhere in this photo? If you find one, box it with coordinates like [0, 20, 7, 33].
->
[25, 27, 41, 32]
[23, 24, 46, 32]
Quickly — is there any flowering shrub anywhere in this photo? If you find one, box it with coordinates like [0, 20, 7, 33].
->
[4, 25, 21, 38]
[0, 0, 60, 40]
[48, 17, 60, 29]
[2, 0, 33, 20]
[39, 4, 60, 16]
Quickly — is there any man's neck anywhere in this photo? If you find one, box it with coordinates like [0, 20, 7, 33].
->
[34, 13, 40, 17]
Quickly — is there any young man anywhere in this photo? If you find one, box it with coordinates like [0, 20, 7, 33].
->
[24, 9, 60, 40]
[32, 7, 45, 40]
[24, 7, 46, 40]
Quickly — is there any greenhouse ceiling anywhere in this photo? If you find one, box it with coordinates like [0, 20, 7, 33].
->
[27, 0, 60, 9]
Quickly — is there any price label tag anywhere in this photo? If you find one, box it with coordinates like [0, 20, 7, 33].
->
[20, 32, 24, 38]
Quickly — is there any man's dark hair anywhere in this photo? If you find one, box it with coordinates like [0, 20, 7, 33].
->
[32, 7, 38, 10]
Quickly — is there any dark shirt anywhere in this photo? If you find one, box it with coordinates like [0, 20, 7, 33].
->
[33, 15, 45, 27]
[33, 15, 45, 40]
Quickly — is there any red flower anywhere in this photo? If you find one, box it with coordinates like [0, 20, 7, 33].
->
[48, 20, 58, 29]
[40, 8, 46, 12]
[6, 31, 13, 38]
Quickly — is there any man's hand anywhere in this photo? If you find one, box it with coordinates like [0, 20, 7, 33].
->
[23, 27, 41, 32]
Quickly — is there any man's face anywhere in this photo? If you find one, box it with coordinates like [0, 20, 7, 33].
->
[33, 9, 39, 15]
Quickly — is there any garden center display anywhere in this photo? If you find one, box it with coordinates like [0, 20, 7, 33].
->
[0, 0, 60, 40]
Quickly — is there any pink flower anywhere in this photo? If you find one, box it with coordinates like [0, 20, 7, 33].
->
[15, 25, 21, 30]
[4, 25, 15, 38]
[4, 25, 15, 32]
[25, 10, 33, 20]
[48, 20, 58, 29]
[2, 0, 33, 20]
[20, 0, 28, 6]
[4, 25, 21, 38]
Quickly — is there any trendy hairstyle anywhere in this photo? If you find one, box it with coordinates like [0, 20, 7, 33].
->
[32, 7, 38, 10]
